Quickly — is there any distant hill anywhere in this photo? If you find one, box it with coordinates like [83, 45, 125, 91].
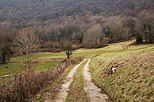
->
[0, 0, 153, 23]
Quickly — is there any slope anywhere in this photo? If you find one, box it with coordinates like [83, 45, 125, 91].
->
[90, 44, 154, 101]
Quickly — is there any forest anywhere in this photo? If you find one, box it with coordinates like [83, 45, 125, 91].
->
[0, 0, 154, 63]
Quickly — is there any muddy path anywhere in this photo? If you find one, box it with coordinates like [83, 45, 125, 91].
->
[45, 59, 86, 102]
[83, 59, 112, 102]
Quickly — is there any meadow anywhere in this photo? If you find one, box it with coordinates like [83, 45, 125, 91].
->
[0, 40, 153, 101]
[0, 40, 153, 78]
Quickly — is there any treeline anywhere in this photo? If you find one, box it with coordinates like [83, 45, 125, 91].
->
[0, 24, 16, 64]
[0, 12, 153, 64]
[33, 13, 154, 47]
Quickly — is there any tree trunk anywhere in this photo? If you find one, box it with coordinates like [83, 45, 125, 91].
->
[2, 52, 6, 64]
[26, 52, 31, 70]
[28, 60, 30, 70]
[67, 54, 70, 59]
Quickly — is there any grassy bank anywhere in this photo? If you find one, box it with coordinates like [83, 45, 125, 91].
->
[90, 45, 154, 101]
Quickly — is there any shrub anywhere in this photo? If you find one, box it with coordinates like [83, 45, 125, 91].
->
[0, 57, 83, 102]
[136, 32, 142, 44]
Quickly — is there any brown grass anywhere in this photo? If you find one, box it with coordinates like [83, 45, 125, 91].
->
[31, 57, 65, 63]
[90, 49, 154, 101]
[66, 60, 89, 102]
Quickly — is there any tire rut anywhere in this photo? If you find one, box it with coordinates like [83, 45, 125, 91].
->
[45, 59, 86, 102]
[83, 59, 112, 102]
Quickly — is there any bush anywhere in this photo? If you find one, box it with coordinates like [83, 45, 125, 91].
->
[0, 57, 83, 102]
[136, 32, 142, 44]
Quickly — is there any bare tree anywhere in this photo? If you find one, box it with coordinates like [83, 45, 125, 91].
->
[14, 27, 39, 70]
[83, 24, 105, 48]
[122, 17, 136, 38]
[63, 41, 74, 59]
[137, 13, 153, 43]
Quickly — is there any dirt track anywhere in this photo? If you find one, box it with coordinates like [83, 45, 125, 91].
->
[83, 59, 111, 102]
[45, 59, 112, 102]
[45, 59, 86, 102]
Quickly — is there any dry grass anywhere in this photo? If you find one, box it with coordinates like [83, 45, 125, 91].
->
[66, 60, 89, 102]
[33, 60, 84, 102]
[31, 57, 65, 63]
[90, 47, 154, 102]
[0, 57, 83, 102]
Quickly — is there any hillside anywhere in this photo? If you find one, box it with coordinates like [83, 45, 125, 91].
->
[90, 43, 154, 101]
[0, 0, 153, 23]
[0, 0, 153, 50]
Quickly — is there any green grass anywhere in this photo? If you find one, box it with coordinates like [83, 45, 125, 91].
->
[31, 62, 59, 71]
[0, 40, 153, 80]
[0, 63, 26, 76]
[10, 40, 152, 62]
[10, 52, 66, 62]
[0, 62, 59, 75]
[0, 61, 60, 81]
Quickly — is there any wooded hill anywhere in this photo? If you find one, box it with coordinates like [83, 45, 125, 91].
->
[0, 0, 153, 63]
[0, 0, 153, 23]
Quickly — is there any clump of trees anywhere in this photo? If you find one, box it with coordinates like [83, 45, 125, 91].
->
[0, 24, 16, 64]
[136, 33, 142, 44]
[137, 13, 153, 44]
[83, 24, 105, 48]
[0, 43, 13, 64]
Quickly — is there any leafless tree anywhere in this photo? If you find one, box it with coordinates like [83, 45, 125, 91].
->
[63, 41, 74, 59]
[83, 24, 105, 48]
[122, 17, 136, 38]
[14, 27, 40, 70]
[137, 13, 153, 43]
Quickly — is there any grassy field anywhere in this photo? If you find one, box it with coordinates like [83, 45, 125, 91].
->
[0, 40, 153, 78]
[0, 58, 62, 76]
[0, 56, 64, 81]
[0, 40, 126, 77]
